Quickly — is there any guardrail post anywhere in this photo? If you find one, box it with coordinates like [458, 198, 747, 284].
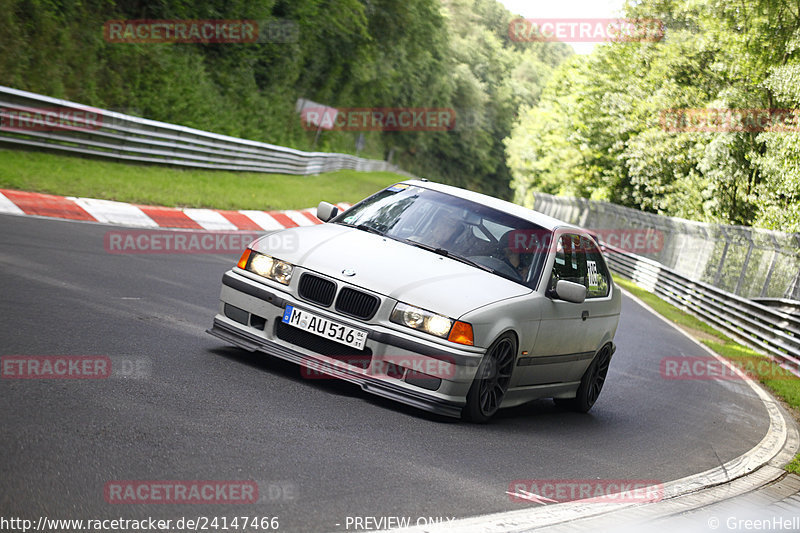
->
[760, 237, 780, 298]
[788, 271, 800, 301]
[734, 239, 755, 296]
[712, 238, 730, 287]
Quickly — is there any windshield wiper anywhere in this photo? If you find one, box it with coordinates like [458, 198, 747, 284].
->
[356, 224, 384, 236]
[442, 250, 495, 273]
[338, 222, 385, 236]
[402, 239, 494, 273]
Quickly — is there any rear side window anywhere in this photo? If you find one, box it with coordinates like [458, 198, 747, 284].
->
[582, 236, 610, 298]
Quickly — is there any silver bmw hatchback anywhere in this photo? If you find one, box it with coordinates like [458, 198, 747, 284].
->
[207, 180, 621, 422]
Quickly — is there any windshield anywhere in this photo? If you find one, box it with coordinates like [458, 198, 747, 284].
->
[333, 184, 552, 287]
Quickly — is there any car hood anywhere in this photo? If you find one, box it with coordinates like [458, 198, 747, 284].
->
[251, 224, 531, 318]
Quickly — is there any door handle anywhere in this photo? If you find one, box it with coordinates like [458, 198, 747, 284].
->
[581, 310, 589, 321]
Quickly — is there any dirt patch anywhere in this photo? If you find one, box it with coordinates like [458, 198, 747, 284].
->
[676, 324, 725, 344]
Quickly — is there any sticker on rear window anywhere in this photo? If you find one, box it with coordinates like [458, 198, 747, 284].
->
[386, 183, 410, 192]
[587, 260, 599, 289]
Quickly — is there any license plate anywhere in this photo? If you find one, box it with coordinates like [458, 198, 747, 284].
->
[281, 305, 368, 351]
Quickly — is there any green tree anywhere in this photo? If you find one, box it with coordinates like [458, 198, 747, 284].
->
[507, 0, 800, 230]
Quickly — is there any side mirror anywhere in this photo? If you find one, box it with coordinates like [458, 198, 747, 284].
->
[548, 280, 587, 304]
[316, 201, 339, 223]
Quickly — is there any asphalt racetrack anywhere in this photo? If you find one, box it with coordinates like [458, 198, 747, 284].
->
[0, 213, 770, 532]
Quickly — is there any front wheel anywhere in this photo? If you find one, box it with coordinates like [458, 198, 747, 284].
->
[555, 344, 612, 413]
[462, 332, 517, 423]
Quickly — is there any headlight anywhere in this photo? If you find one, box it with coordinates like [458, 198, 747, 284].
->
[237, 249, 294, 285]
[390, 302, 474, 345]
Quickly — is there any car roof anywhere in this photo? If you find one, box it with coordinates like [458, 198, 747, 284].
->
[400, 179, 581, 232]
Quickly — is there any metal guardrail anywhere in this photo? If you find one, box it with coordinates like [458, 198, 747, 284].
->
[605, 245, 800, 375]
[530, 192, 800, 301]
[0, 85, 411, 176]
[752, 298, 800, 317]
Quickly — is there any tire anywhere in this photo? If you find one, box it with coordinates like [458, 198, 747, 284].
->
[555, 344, 612, 413]
[462, 332, 517, 423]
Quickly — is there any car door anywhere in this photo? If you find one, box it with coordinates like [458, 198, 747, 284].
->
[517, 232, 593, 386]
[579, 234, 617, 355]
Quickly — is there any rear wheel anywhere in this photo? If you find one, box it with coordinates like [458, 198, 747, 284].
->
[462, 333, 516, 423]
[555, 344, 612, 413]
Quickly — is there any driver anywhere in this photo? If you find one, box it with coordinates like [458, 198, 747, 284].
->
[500, 231, 531, 281]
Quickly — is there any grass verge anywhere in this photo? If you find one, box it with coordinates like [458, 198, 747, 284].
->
[0, 148, 406, 210]
[614, 275, 800, 474]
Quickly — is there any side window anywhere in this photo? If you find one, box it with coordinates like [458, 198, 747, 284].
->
[549, 234, 586, 291]
[582, 236, 610, 298]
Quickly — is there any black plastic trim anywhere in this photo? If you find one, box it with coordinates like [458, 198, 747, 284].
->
[516, 351, 595, 367]
[223, 271, 286, 308]
[335, 287, 380, 320]
[298, 273, 337, 307]
[223, 303, 249, 325]
[206, 318, 464, 418]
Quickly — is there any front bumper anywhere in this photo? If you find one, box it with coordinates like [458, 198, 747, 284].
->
[206, 270, 486, 418]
